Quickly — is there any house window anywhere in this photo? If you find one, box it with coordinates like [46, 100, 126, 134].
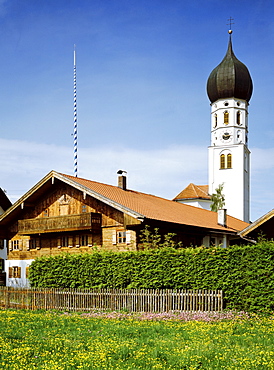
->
[9, 266, 21, 278]
[224, 111, 229, 125]
[80, 235, 89, 246]
[0, 240, 4, 250]
[82, 204, 87, 213]
[29, 238, 40, 249]
[220, 153, 232, 169]
[61, 236, 69, 247]
[118, 231, 126, 244]
[12, 240, 19, 250]
[43, 209, 49, 217]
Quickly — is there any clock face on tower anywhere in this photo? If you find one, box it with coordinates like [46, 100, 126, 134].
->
[220, 129, 233, 143]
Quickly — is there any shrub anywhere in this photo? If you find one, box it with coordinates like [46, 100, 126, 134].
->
[28, 241, 274, 312]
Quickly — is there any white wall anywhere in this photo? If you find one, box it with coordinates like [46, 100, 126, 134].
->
[208, 144, 250, 222]
[208, 97, 250, 222]
[0, 240, 7, 261]
[5, 259, 34, 288]
[176, 199, 212, 211]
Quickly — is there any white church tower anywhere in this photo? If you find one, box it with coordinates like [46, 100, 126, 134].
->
[207, 30, 253, 222]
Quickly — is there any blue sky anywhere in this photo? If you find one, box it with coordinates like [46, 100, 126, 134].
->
[0, 0, 274, 221]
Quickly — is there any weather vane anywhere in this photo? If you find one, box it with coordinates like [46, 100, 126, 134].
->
[227, 17, 234, 34]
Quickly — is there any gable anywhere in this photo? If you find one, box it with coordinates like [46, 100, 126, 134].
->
[173, 183, 210, 201]
[239, 209, 274, 241]
[0, 171, 249, 239]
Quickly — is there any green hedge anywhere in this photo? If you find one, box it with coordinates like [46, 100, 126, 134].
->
[28, 241, 274, 312]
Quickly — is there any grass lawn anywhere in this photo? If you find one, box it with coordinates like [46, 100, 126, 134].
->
[0, 310, 273, 369]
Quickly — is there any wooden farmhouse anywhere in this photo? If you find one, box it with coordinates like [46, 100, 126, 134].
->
[0, 171, 249, 287]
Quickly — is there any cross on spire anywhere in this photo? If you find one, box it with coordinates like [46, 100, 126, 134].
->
[227, 17, 234, 31]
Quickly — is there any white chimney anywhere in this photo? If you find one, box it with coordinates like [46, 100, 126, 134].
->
[218, 209, 227, 227]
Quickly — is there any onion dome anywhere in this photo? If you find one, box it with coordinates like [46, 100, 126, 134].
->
[207, 32, 253, 103]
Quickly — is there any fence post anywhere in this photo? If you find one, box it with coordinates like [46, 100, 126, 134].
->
[4, 288, 10, 309]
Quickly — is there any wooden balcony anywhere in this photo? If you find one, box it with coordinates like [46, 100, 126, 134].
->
[18, 213, 101, 235]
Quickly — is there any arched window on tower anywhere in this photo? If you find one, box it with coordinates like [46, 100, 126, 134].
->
[227, 153, 232, 168]
[220, 154, 225, 169]
[237, 111, 241, 125]
[224, 111, 229, 125]
[214, 114, 217, 128]
[220, 153, 232, 169]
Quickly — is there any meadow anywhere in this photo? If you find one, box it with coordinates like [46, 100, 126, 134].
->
[0, 310, 273, 369]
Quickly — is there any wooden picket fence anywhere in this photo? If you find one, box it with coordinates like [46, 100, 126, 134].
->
[0, 287, 223, 312]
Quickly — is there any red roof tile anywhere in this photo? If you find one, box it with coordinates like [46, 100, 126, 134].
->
[173, 183, 210, 200]
[61, 173, 248, 233]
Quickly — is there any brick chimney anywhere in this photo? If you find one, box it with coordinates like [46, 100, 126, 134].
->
[117, 170, 127, 190]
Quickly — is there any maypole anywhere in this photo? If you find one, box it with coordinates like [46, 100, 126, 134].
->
[73, 44, 78, 177]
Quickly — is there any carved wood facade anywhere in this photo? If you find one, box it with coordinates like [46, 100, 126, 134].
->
[4, 182, 139, 261]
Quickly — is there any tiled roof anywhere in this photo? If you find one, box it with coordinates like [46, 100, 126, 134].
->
[173, 183, 210, 201]
[61, 173, 248, 233]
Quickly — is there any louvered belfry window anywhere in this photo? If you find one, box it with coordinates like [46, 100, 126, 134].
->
[220, 153, 232, 169]
[227, 153, 232, 168]
[220, 154, 225, 169]
[224, 111, 229, 125]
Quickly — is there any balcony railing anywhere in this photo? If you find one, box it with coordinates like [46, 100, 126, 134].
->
[18, 213, 101, 235]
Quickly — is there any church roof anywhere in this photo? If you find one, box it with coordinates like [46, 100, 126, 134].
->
[173, 183, 210, 201]
[207, 32, 253, 103]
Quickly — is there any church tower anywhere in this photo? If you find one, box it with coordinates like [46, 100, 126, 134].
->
[207, 30, 253, 222]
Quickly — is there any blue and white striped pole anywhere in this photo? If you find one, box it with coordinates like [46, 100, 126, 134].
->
[73, 45, 78, 177]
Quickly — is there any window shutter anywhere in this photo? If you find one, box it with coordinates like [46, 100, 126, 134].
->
[126, 230, 131, 244]
[9, 241, 12, 251]
[112, 231, 117, 245]
[26, 266, 29, 278]
[18, 267, 21, 278]
[9, 267, 13, 278]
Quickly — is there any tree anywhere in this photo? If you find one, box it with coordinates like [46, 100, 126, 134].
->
[210, 183, 225, 212]
[139, 225, 182, 249]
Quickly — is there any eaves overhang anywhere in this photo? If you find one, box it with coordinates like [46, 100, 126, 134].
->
[238, 209, 274, 238]
[0, 170, 145, 225]
[55, 172, 145, 220]
[142, 217, 239, 236]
